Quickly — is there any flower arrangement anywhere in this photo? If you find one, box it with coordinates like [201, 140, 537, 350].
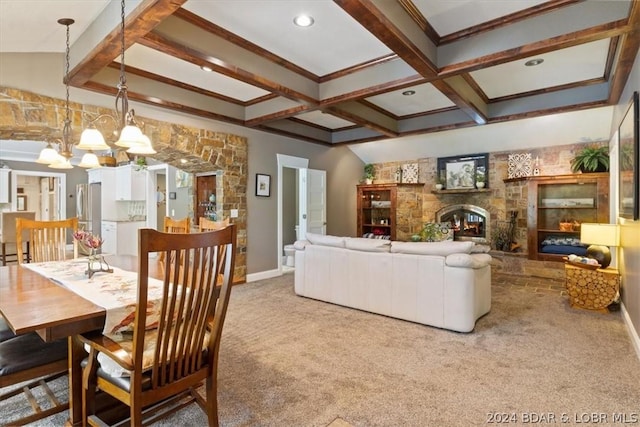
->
[73, 230, 104, 253]
[73, 230, 111, 278]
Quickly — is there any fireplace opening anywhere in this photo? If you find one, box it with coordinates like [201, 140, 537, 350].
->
[436, 204, 489, 243]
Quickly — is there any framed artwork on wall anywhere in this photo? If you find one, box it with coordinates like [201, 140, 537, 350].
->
[256, 173, 271, 197]
[618, 91, 639, 220]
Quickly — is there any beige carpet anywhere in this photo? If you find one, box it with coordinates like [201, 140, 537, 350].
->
[2, 273, 639, 426]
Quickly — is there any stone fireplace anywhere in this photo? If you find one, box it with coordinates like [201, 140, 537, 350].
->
[436, 204, 490, 244]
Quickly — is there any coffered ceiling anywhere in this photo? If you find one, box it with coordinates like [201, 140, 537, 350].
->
[1, 0, 639, 148]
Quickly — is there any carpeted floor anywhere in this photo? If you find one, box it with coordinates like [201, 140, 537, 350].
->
[2, 272, 639, 426]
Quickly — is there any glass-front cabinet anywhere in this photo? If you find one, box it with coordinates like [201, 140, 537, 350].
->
[527, 173, 609, 261]
[357, 184, 397, 240]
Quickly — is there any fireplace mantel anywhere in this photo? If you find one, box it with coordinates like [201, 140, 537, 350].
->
[432, 188, 491, 194]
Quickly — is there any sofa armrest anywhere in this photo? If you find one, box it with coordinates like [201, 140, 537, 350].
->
[293, 240, 308, 250]
[445, 253, 492, 268]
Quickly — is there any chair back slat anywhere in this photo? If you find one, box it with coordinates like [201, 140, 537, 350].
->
[198, 217, 229, 232]
[134, 225, 236, 389]
[15, 217, 79, 264]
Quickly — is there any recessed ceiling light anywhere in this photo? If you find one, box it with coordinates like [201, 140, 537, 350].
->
[180, 159, 188, 164]
[402, 90, 416, 96]
[525, 58, 544, 67]
[201, 65, 212, 72]
[293, 14, 314, 27]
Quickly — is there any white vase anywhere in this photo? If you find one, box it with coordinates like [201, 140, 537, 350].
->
[435, 184, 443, 190]
[365, 178, 373, 185]
[476, 182, 485, 189]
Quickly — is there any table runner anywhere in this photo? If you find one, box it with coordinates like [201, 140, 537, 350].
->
[23, 259, 165, 338]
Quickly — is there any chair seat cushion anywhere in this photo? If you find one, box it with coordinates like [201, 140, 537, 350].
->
[0, 333, 67, 376]
[0, 317, 17, 343]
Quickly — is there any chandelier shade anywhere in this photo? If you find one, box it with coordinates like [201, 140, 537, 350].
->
[37, 143, 59, 164]
[49, 156, 73, 169]
[126, 134, 156, 154]
[78, 152, 102, 168]
[77, 125, 110, 151]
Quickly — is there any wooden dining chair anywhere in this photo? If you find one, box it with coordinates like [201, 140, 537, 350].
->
[15, 217, 79, 264]
[0, 211, 36, 265]
[158, 216, 190, 263]
[79, 224, 237, 426]
[0, 217, 79, 425]
[198, 217, 229, 232]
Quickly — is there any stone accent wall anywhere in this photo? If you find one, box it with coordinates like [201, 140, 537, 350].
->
[0, 87, 248, 282]
[369, 142, 608, 279]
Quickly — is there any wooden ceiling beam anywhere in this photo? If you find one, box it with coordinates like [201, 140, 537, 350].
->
[67, 0, 188, 86]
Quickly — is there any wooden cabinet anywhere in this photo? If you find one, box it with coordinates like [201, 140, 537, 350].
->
[527, 173, 609, 261]
[0, 169, 10, 203]
[357, 184, 397, 240]
[115, 165, 146, 201]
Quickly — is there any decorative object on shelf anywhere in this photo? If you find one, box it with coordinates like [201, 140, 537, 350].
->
[78, 0, 155, 156]
[36, 18, 105, 170]
[533, 156, 541, 176]
[507, 153, 532, 178]
[438, 153, 488, 190]
[435, 174, 446, 190]
[570, 145, 609, 173]
[395, 166, 402, 183]
[618, 91, 638, 220]
[363, 164, 375, 184]
[73, 230, 113, 278]
[256, 173, 271, 197]
[580, 223, 619, 269]
[401, 163, 419, 183]
[475, 170, 486, 188]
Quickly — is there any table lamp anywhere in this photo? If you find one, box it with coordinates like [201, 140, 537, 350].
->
[580, 223, 620, 268]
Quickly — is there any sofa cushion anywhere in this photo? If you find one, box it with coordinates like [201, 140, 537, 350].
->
[445, 253, 492, 268]
[420, 222, 454, 242]
[390, 241, 474, 256]
[345, 237, 391, 252]
[305, 233, 346, 248]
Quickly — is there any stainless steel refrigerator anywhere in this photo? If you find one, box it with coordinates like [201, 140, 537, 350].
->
[76, 183, 101, 254]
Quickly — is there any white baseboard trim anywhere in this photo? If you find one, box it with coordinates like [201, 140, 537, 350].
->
[247, 268, 281, 282]
[621, 302, 640, 362]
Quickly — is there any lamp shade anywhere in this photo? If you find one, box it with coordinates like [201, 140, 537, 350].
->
[36, 145, 59, 164]
[77, 127, 110, 151]
[49, 156, 73, 170]
[580, 223, 620, 246]
[126, 134, 156, 154]
[115, 124, 146, 148]
[78, 152, 102, 168]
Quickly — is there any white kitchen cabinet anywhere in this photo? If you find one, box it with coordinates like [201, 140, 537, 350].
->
[0, 169, 10, 203]
[87, 168, 101, 184]
[115, 165, 146, 201]
[101, 220, 145, 256]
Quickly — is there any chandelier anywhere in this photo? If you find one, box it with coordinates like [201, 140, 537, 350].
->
[78, 0, 155, 155]
[37, 19, 108, 169]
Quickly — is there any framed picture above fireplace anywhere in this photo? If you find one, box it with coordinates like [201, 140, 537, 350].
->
[437, 153, 489, 190]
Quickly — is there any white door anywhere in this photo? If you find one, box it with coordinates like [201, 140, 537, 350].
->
[302, 168, 326, 236]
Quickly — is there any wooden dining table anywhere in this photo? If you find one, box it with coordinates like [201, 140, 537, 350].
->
[0, 255, 162, 426]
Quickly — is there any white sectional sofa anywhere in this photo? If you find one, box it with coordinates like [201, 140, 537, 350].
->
[293, 234, 492, 333]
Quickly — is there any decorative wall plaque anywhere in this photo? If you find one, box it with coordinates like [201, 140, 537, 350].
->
[401, 163, 419, 183]
[508, 153, 532, 178]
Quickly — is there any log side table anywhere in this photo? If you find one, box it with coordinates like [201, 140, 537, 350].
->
[564, 264, 620, 313]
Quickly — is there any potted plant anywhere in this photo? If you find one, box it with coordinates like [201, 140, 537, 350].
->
[435, 175, 446, 190]
[475, 171, 486, 189]
[570, 145, 609, 173]
[363, 163, 375, 184]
